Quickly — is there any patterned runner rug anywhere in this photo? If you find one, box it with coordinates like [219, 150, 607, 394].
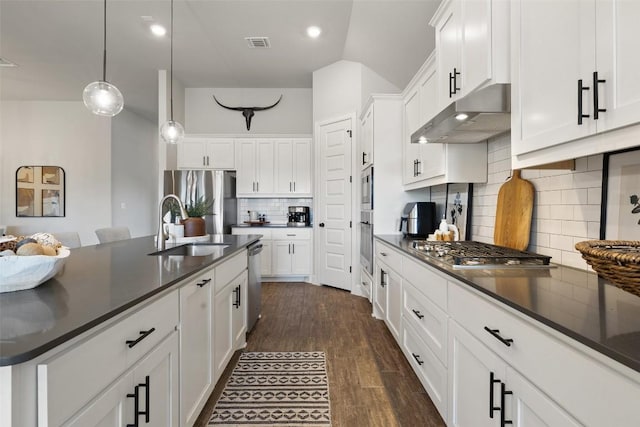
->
[208, 351, 331, 426]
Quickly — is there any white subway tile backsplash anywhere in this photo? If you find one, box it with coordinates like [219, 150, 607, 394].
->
[237, 198, 312, 224]
[471, 136, 603, 272]
[561, 188, 588, 205]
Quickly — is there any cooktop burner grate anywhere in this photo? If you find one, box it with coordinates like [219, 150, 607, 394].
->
[410, 240, 552, 269]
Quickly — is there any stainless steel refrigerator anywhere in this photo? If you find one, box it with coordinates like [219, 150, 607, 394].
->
[163, 170, 237, 234]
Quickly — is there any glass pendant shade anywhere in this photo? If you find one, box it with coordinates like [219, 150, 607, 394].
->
[160, 119, 185, 144]
[83, 81, 123, 117]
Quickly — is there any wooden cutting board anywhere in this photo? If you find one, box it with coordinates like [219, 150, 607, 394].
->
[494, 170, 535, 251]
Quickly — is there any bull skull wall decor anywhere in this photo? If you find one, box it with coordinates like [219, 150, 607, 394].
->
[212, 95, 283, 130]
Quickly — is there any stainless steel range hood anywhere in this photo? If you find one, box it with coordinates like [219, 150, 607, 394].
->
[411, 84, 510, 144]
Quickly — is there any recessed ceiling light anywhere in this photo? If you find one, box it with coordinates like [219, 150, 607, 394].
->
[455, 113, 469, 121]
[150, 24, 167, 37]
[307, 26, 322, 39]
[418, 136, 428, 144]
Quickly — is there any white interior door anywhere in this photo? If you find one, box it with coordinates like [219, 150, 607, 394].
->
[317, 117, 352, 290]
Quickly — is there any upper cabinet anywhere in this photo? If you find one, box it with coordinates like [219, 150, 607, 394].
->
[360, 107, 374, 169]
[236, 138, 312, 198]
[430, 0, 510, 111]
[274, 138, 312, 197]
[402, 53, 488, 189]
[178, 137, 235, 170]
[511, 0, 640, 167]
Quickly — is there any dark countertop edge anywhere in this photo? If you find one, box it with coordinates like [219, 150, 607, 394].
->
[374, 235, 640, 374]
[0, 237, 260, 367]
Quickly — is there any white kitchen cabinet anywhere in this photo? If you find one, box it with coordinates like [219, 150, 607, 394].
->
[235, 139, 275, 196]
[66, 331, 180, 427]
[274, 138, 312, 196]
[430, 0, 509, 111]
[179, 269, 214, 427]
[178, 137, 235, 169]
[402, 53, 487, 190]
[384, 263, 402, 342]
[373, 260, 389, 323]
[260, 240, 272, 276]
[360, 105, 374, 169]
[270, 229, 312, 276]
[511, 0, 640, 167]
[213, 271, 247, 381]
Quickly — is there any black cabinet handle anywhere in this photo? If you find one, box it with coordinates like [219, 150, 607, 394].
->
[489, 371, 501, 419]
[233, 285, 241, 308]
[484, 327, 513, 347]
[206, 155, 210, 166]
[412, 309, 424, 320]
[139, 376, 150, 423]
[319, 223, 325, 227]
[453, 67, 461, 94]
[449, 72, 454, 97]
[578, 79, 590, 125]
[238, 285, 241, 308]
[380, 269, 386, 287]
[500, 382, 513, 426]
[126, 386, 139, 427]
[126, 328, 156, 348]
[362, 152, 366, 165]
[196, 278, 212, 287]
[290, 182, 292, 192]
[416, 160, 421, 176]
[593, 71, 606, 120]
[413, 159, 417, 177]
[380, 252, 387, 257]
[411, 353, 424, 365]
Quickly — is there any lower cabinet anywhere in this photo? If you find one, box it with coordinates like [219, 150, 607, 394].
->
[66, 331, 180, 427]
[179, 269, 214, 427]
[272, 240, 311, 275]
[214, 271, 248, 382]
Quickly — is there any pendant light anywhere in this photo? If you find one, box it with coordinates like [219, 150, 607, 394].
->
[160, 0, 184, 144]
[83, 0, 123, 117]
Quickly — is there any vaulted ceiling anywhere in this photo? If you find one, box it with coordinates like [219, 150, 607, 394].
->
[0, 0, 440, 121]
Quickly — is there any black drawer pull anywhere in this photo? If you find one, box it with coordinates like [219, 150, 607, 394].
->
[196, 278, 212, 287]
[138, 375, 150, 423]
[489, 371, 501, 419]
[578, 79, 590, 125]
[593, 71, 607, 120]
[484, 327, 513, 347]
[500, 382, 513, 426]
[412, 309, 424, 319]
[126, 328, 156, 348]
[411, 353, 424, 365]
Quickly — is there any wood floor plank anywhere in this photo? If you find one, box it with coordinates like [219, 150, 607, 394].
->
[194, 282, 445, 427]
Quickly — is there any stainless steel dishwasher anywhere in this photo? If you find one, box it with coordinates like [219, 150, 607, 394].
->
[247, 241, 263, 332]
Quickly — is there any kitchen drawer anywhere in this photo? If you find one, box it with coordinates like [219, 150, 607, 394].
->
[402, 255, 447, 311]
[270, 228, 312, 240]
[448, 282, 640, 426]
[375, 241, 402, 271]
[402, 319, 447, 422]
[37, 290, 179, 427]
[215, 250, 247, 293]
[403, 280, 447, 366]
[232, 227, 272, 239]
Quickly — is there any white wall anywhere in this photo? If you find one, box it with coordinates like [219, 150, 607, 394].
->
[185, 87, 312, 134]
[360, 64, 400, 108]
[111, 109, 158, 238]
[313, 60, 362, 124]
[0, 101, 111, 245]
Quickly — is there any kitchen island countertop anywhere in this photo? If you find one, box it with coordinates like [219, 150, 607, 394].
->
[0, 234, 260, 366]
[375, 234, 640, 374]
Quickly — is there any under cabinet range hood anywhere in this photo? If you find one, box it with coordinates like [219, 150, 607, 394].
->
[411, 84, 511, 144]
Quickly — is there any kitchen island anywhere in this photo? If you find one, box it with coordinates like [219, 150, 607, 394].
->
[0, 234, 261, 427]
[374, 234, 640, 426]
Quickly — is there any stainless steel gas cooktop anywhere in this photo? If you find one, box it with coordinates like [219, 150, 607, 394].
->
[411, 240, 553, 269]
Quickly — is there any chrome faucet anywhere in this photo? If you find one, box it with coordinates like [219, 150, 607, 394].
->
[157, 194, 190, 250]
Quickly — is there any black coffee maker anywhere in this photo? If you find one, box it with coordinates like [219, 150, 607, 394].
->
[399, 202, 436, 238]
[287, 206, 310, 227]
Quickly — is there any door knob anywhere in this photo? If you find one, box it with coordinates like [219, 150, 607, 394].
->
[319, 223, 325, 227]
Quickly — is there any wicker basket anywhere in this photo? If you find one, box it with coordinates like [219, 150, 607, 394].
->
[575, 240, 640, 297]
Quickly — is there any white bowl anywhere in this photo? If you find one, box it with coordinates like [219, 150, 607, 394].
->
[0, 248, 70, 293]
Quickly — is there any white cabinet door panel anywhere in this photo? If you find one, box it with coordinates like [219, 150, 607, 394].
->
[178, 142, 207, 169]
[236, 140, 257, 195]
[274, 139, 294, 194]
[272, 241, 293, 275]
[292, 139, 312, 195]
[435, 2, 462, 108]
[291, 241, 311, 275]
[385, 267, 402, 342]
[256, 140, 274, 194]
[214, 283, 234, 381]
[461, 0, 492, 95]
[205, 139, 235, 169]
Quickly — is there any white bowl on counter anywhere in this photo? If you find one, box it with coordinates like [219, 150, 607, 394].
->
[0, 248, 70, 293]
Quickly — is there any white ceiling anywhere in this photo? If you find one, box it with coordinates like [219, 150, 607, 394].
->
[0, 0, 440, 121]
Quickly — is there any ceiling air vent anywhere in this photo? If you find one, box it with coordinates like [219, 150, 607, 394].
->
[0, 57, 17, 67]
[245, 37, 271, 48]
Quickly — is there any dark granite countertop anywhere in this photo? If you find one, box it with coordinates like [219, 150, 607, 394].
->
[232, 224, 313, 228]
[375, 234, 640, 373]
[0, 234, 261, 366]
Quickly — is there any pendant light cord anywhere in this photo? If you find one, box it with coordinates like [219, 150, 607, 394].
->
[170, 0, 174, 120]
[102, 0, 107, 82]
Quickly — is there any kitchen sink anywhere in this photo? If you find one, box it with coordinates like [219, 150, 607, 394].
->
[149, 243, 230, 257]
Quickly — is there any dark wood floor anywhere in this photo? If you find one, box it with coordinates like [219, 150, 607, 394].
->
[195, 282, 445, 427]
